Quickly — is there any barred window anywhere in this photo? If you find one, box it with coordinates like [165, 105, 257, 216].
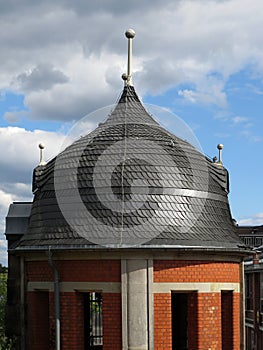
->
[84, 292, 103, 350]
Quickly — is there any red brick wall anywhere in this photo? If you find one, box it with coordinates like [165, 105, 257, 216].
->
[233, 292, 241, 349]
[27, 291, 49, 350]
[154, 260, 240, 283]
[60, 292, 84, 350]
[26, 258, 242, 350]
[153, 260, 241, 350]
[222, 291, 233, 350]
[154, 292, 199, 350]
[188, 292, 198, 349]
[103, 293, 122, 350]
[26, 259, 121, 282]
[198, 292, 222, 350]
[26, 260, 121, 350]
[154, 293, 172, 350]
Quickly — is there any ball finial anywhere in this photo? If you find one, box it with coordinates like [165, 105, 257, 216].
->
[125, 29, 136, 39]
[39, 143, 45, 150]
[217, 143, 224, 150]
[122, 73, 128, 81]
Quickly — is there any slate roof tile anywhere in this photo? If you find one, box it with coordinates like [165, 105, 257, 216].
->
[18, 86, 247, 252]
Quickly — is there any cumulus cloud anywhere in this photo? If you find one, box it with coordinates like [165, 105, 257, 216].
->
[0, 189, 19, 266]
[0, 0, 263, 121]
[238, 213, 263, 226]
[0, 125, 73, 265]
[15, 63, 69, 92]
[0, 125, 68, 220]
[0, 126, 68, 182]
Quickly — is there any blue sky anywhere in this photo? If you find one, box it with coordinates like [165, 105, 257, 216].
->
[0, 0, 263, 265]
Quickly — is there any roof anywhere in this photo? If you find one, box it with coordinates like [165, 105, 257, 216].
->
[15, 85, 248, 253]
[5, 202, 32, 236]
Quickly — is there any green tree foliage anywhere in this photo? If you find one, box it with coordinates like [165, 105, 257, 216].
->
[0, 272, 7, 335]
[0, 267, 15, 349]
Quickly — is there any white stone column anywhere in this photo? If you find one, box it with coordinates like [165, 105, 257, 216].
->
[121, 258, 153, 350]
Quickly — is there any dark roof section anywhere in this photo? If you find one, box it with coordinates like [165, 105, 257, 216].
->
[16, 86, 248, 253]
[5, 202, 32, 236]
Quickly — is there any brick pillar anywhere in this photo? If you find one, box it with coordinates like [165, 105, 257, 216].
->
[154, 293, 172, 350]
[60, 292, 84, 350]
[103, 293, 122, 350]
[198, 292, 222, 350]
[188, 292, 198, 349]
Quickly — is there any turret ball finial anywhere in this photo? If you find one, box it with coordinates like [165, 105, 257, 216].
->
[217, 143, 224, 165]
[39, 143, 46, 166]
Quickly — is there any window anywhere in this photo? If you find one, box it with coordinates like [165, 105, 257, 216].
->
[84, 292, 103, 350]
[245, 274, 253, 311]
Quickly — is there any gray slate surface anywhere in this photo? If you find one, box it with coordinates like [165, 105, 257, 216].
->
[17, 86, 247, 252]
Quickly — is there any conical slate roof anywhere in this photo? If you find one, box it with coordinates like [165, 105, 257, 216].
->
[18, 85, 247, 252]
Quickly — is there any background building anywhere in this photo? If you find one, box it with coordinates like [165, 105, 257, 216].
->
[237, 225, 263, 350]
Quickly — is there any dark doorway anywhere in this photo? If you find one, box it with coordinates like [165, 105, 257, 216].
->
[172, 292, 188, 350]
[221, 291, 233, 350]
[84, 292, 103, 350]
[35, 291, 49, 350]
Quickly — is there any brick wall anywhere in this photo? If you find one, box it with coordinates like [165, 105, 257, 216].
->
[60, 292, 84, 350]
[233, 292, 241, 349]
[188, 292, 198, 349]
[198, 292, 222, 350]
[26, 260, 121, 350]
[26, 259, 121, 282]
[26, 258, 242, 350]
[154, 260, 240, 283]
[102, 293, 122, 350]
[222, 291, 233, 350]
[27, 291, 49, 350]
[154, 293, 172, 350]
[153, 260, 241, 350]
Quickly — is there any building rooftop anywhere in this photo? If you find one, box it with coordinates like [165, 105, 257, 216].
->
[12, 85, 248, 253]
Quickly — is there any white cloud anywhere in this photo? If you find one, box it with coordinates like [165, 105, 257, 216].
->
[0, 126, 68, 182]
[238, 213, 263, 226]
[0, 190, 14, 211]
[0, 0, 263, 119]
[178, 87, 227, 107]
[0, 189, 18, 267]
[232, 116, 249, 123]
[0, 125, 71, 266]
[0, 125, 69, 266]
[0, 0, 263, 264]
[240, 129, 262, 143]
[15, 63, 69, 92]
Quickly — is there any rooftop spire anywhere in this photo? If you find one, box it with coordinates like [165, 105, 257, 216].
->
[124, 29, 136, 86]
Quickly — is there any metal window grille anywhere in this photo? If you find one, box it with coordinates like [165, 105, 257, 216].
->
[84, 292, 103, 350]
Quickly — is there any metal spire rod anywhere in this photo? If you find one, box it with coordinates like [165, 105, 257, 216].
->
[125, 29, 136, 86]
